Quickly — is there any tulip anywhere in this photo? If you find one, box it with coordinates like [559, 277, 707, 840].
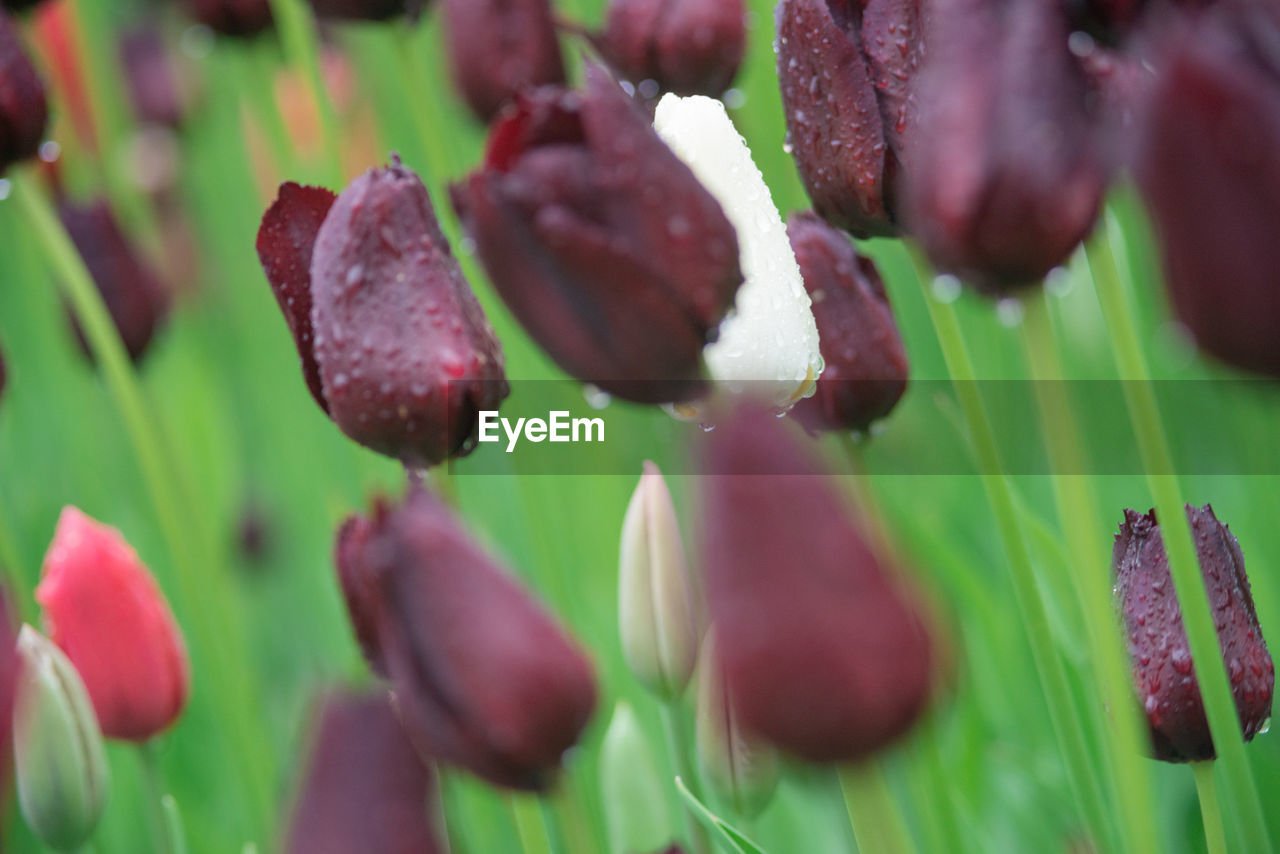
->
[118, 27, 184, 129]
[1, 0, 45, 12]
[905, 0, 1107, 294]
[598, 703, 675, 854]
[60, 199, 170, 363]
[257, 158, 509, 467]
[1133, 2, 1280, 378]
[598, 0, 746, 98]
[619, 461, 700, 700]
[309, 0, 426, 20]
[335, 485, 598, 790]
[14, 626, 110, 852]
[775, 0, 923, 238]
[0, 9, 48, 175]
[700, 403, 935, 762]
[36, 507, 190, 741]
[1113, 505, 1274, 762]
[285, 690, 444, 854]
[450, 67, 743, 404]
[786, 212, 908, 434]
[183, 0, 274, 37]
[441, 0, 565, 123]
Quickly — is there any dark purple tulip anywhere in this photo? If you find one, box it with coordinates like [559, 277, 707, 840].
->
[0, 10, 48, 174]
[118, 27, 184, 129]
[1114, 505, 1274, 762]
[775, 0, 924, 238]
[256, 159, 509, 468]
[701, 403, 936, 762]
[441, 0, 565, 124]
[336, 486, 598, 790]
[184, 0, 273, 37]
[308, 0, 426, 20]
[1134, 1, 1280, 377]
[285, 690, 444, 854]
[598, 0, 746, 97]
[905, 0, 1106, 294]
[61, 200, 170, 363]
[787, 212, 908, 434]
[450, 67, 743, 404]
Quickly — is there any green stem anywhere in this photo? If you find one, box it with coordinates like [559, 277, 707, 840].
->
[138, 742, 174, 854]
[660, 704, 713, 854]
[161, 794, 189, 854]
[1193, 762, 1228, 854]
[1017, 294, 1159, 854]
[1086, 223, 1271, 853]
[907, 248, 1111, 844]
[510, 795, 556, 854]
[838, 764, 916, 854]
[546, 783, 594, 854]
[266, 0, 344, 187]
[235, 42, 295, 177]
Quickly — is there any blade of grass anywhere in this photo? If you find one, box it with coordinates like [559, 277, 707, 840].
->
[838, 764, 918, 854]
[1193, 761, 1228, 854]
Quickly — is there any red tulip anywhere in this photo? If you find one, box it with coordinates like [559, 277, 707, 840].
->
[36, 507, 189, 741]
[0, 9, 48, 174]
[598, 0, 746, 98]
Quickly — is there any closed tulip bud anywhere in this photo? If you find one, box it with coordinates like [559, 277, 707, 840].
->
[37, 507, 190, 741]
[285, 690, 444, 854]
[184, 0, 273, 37]
[701, 403, 936, 762]
[696, 631, 779, 818]
[336, 486, 598, 790]
[441, 0, 565, 123]
[451, 67, 743, 404]
[257, 158, 509, 467]
[60, 200, 170, 363]
[786, 212, 908, 434]
[0, 10, 48, 175]
[1134, 2, 1280, 377]
[14, 626, 109, 852]
[1114, 505, 1274, 762]
[308, 0, 426, 21]
[598, 703, 675, 854]
[906, 0, 1106, 294]
[775, 0, 923, 238]
[598, 0, 746, 98]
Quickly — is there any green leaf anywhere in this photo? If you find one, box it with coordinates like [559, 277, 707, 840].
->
[674, 777, 769, 854]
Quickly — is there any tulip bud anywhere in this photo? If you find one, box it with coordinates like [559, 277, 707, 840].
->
[1113, 505, 1274, 762]
[37, 507, 190, 741]
[786, 212, 908, 434]
[619, 462, 699, 700]
[598, 703, 675, 854]
[183, 0, 273, 37]
[0, 10, 48, 175]
[119, 27, 184, 129]
[258, 158, 509, 466]
[336, 486, 598, 790]
[14, 625, 110, 852]
[654, 93, 823, 414]
[905, 0, 1106, 293]
[701, 403, 936, 762]
[598, 0, 746, 98]
[451, 67, 743, 404]
[285, 690, 444, 854]
[60, 200, 170, 363]
[1134, 2, 1280, 377]
[308, 0, 425, 21]
[775, 0, 923, 238]
[441, 0, 565, 123]
[695, 631, 779, 818]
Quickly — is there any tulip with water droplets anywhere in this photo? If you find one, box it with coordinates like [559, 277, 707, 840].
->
[598, 0, 746, 98]
[0, 9, 48, 175]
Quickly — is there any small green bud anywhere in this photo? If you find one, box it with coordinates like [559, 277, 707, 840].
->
[14, 625, 110, 852]
[696, 631, 778, 818]
[599, 703, 674, 854]
[619, 462, 700, 699]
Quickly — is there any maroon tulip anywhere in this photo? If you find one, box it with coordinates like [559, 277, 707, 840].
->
[0, 10, 48, 175]
[1134, 1, 1280, 377]
[1114, 505, 1274, 763]
[285, 690, 444, 854]
[184, 0, 273, 37]
[308, 0, 426, 20]
[256, 158, 509, 467]
[701, 403, 936, 762]
[905, 0, 1106, 293]
[118, 27, 184, 129]
[61, 200, 169, 363]
[336, 486, 598, 790]
[598, 0, 746, 97]
[450, 66, 743, 404]
[787, 212, 908, 434]
[775, 0, 923, 238]
[441, 0, 565, 123]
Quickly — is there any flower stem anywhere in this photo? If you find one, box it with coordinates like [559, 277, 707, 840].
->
[265, 0, 344, 187]
[161, 794, 189, 854]
[838, 764, 917, 854]
[510, 794, 556, 854]
[660, 703, 713, 854]
[138, 741, 175, 854]
[1193, 762, 1228, 854]
[1086, 219, 1271, 853]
